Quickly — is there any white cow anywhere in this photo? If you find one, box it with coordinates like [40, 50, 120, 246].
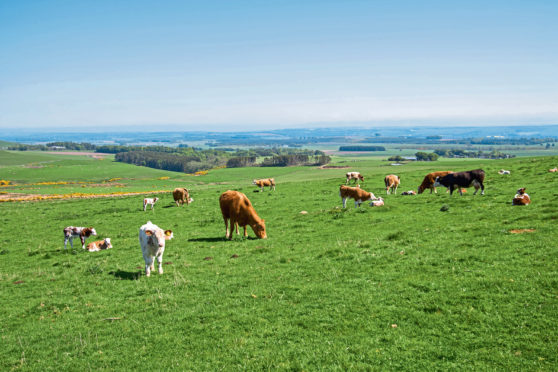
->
[139, 221, 173, 277]
[143, 197, 159, 211]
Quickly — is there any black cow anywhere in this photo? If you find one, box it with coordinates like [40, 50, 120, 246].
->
[433, 169, 485, 196]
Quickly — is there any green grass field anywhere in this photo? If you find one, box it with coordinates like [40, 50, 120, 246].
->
[0, 151, 557, 370]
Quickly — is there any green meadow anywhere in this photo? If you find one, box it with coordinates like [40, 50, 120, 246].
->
[0, 151, 557, 370]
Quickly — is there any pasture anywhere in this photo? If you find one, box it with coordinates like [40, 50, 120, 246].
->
[0, 151, 557, 370]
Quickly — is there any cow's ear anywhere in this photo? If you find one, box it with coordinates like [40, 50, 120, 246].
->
[145, 230, 154, 236]
[164, 230, 173, 240]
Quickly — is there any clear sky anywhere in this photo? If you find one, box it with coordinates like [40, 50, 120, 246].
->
[1, 0, 557, 131]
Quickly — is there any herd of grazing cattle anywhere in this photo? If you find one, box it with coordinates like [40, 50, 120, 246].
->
[63, 168, 539, 277]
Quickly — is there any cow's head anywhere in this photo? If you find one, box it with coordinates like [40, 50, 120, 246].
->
[252, 179, 258, 185]
[153, 197, 159, 203]
[104, 238, 112, 249]
[417, 185, 425, 194]
[84, 228, 97, 237]
[358, 174, 364, 181]
[145, 229, 173, 248]
[516, 187, 526, 195]
[253, 220, 267, 239]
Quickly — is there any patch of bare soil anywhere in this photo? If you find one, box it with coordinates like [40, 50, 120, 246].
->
[509, 229, 536, 234]
[319, 165, 350, 169]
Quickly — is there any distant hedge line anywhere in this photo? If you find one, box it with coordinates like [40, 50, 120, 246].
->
[338, 146, 386, 151]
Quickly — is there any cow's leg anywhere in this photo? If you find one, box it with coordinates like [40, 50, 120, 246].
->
[143, 201, 147, 211]
[432, 187, 436, 194]
[144, 256, 153, 277]
[449, 186, 454, 195]
[64, 236, 69, 250]
[480, 182, 484, 195]
[80, 236, 86, 249]
[156, 254, 163, 274]
[342, 197, 347, 208]
[394, 185, 398, 194]
[243, 225, 248, 237]
[223, 217, 230, 239]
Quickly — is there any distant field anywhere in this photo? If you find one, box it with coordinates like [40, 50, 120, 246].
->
[0, 151, 557, 370]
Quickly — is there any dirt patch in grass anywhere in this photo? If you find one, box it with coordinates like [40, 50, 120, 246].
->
[318, 165, 350, 169]
[45, 151, 110, 159]
[509, 229, 536, 234]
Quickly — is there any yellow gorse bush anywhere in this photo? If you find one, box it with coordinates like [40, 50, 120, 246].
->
[0, 180, 12, 186]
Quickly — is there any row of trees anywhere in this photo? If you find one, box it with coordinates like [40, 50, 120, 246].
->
[338, 145, 386, 151]
[434, 149, 515, 159]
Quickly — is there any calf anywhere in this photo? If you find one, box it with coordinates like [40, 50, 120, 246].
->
[498, 169, 511, 175]
[401, 190, 416, 195]
[549, 167, 558, 173]
[384, 174, 400, 194]
[143, 197, 159, 211]
[219, 190, 267, 240]
[86, 238, 112, 252]
[253, 178, 276, 191]
[512, 188, 531, 205]
[139, 221, 173, 277]
[346, 172, 364, 184]
[370, 197, 384, 207]
[417, 171, 453, 194]
[173, 188, 193, 206]
[63, 226, 97, 250]
[339, 185, 378, 208]
[433, 169, 485, 195]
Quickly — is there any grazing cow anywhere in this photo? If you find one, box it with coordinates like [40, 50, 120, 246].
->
[346, 172, 364, 184]
[498, 169, 511, 175]
[417, 171, 453, 194]
[549, 167, 558, 173]
[86, 238, 112, 252]
[384, 174, 400, 194]
[370, 197, 384, 207]
[433, 169, 485, 195]
[219, 190, 267, 240]
[253, 178, 276, 191]
[63, 226, 97, 250]
[401, 190, 416, 195]
[143, 197, 159, 211]
[512, 188, 531, 205]
[139, 221, 173, 277]
[173, 188, 193, 206]
[339, 185, 378, 208]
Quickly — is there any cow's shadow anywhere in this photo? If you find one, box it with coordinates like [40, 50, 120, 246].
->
[188, 236, 227, 242]
[109, 270, 142, 280]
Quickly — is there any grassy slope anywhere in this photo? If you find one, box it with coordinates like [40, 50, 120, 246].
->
[0, 152, 557, 371]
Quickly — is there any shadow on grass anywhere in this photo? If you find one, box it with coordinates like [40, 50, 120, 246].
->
[109, 270, 142, 280]
[188, 236, 227, 242]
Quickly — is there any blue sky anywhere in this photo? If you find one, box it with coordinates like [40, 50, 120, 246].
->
[1, 0, 557, 130]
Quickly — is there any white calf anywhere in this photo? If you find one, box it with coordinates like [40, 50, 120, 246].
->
[139, 221, 173, 277]
[143, 197, 159, 211]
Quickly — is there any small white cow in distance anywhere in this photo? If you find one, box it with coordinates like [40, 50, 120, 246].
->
[143, 197, 159, 211]
[63, 226, 97, 250]
[346, 172, 364, 184]
[86, 238, 112, 252]
[139, 221, 173, 277]
[498, 169, 511, 175]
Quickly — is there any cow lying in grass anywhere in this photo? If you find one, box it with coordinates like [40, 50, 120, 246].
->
[139, 221, 173, 277]
[219, 190, 267, 239]
[339, 185, 379, 208]
[86, 238, 112, 252]
[63, 226, 97, 250]
[512, 188, 531, 205]
[499, 169, 511, 175]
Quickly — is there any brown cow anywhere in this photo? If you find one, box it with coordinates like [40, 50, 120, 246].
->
[512, 188, 531, 205]
[417, 171, 453, 194]
[219, 190, 267, 240]
[253, 178, 275, 191]
[173, 188, 193, 206]
[339, 185, 378, 208]
[384, 174, 400, 194]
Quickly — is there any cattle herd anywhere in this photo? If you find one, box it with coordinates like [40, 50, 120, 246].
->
[63, 169, 536, 277]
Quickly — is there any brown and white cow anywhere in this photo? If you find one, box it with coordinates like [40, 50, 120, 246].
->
[219, 190, 267, 240]
[339, 185, 378, 208]
[253, 178, 276, 191]
[63, 226, 97, 250]
[401, 190, 416, 195]
[433, 169, 485, 195]
[384, 174, 400, 194]
[173, 188, 193, 206]
[86, 238, 112, 252]
[417, 171, 453, 194]
[498, 169, 511, 175]
[512, 188, 531, 205]
[143, 197, 159, 211]
[549, 167, 558, 173]
[139, 221, 173, 277]
[346, 172, 364, 184]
